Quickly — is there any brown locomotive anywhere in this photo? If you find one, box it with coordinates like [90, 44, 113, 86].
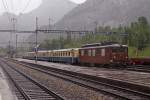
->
[79, 42, 128, 65]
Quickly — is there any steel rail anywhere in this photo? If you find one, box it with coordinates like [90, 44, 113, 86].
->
[0, 59, 64, 100]
[0, 60, 31, 100]
[8, 59, 150, 100]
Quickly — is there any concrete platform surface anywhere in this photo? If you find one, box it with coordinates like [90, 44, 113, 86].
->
[0, 67, 18, 100]
[17, 59, 150, 87]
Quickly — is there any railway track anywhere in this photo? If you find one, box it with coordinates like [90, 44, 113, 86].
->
[5, 59, 150, 100]
[0, 59, 64, 100]
[125, 65, 150, 73]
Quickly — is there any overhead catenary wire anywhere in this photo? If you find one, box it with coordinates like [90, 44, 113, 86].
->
[2, 0, 10, 12]
[21, 0, 31, 14]
[10, 0, 14, 12]
[1, 0, 11, 21]
[17, 0, 32, 23]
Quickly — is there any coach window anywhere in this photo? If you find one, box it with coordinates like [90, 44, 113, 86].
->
[55, 53, 57, 56]
[65, 52, 67, 56]
[61, 52, 63, 56]
[81, 50, 84, 56]
[64, 52, 65, 56]
[42, 53, 44, 57]
[63, 52, 65, 56]
[88, 50, 92, 56]
[101, 49, 105, 56]
[92, 49, 96, 56]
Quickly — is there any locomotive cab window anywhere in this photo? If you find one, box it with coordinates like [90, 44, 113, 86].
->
[96, 48, 101, 55]
[112, 47, 127, 52]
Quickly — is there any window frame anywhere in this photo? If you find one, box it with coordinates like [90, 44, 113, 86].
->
[92, 49, 96, 56]
[101, 49, 105, 57]
[88, 49, 92, 56]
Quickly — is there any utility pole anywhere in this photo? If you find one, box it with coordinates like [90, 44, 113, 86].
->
[10, 17, 17, 58]
[94, 21, 98, 34]
[35, 17, 38, 63]
[11, 17, 17, 36]
[15, 34, 18, 57]
[66, 31, 71, 41]
[49, 17, 51, 30]
[8, 41, 11, 57]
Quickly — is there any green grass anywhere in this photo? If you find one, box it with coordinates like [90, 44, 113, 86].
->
[128, 46, 150, 58]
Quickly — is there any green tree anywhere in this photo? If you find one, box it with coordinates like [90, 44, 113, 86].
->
[128, 17, 150, 50]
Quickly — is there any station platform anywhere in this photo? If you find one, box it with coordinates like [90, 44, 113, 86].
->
[0, 67, 18, 100]
[17, 58, 150, 87]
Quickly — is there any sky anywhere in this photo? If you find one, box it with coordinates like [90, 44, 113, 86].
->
[0, 0, 87, 15]
[70, 0, 86, 4]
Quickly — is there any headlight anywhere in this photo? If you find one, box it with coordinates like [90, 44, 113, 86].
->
[110, 60, 113, 62]
[113, 56, 116, 59]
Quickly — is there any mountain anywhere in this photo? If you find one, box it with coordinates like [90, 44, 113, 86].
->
[0, 0, 77, 30]
[56, 0, 150, 31]
[0, 0, 77, 47]
[17, 0, 77, 30]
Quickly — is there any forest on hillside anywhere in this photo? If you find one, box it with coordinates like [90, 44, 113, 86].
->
[33, 17, 150, 57]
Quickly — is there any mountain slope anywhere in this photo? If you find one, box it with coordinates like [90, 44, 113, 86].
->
[18, 0, 77, 30]
[0, 0, 77, 30]
[56, 0, 150, 31]
[0, 0, 77, 46]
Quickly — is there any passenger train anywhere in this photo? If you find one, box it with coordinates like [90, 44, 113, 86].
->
[23, 42, 128, 65]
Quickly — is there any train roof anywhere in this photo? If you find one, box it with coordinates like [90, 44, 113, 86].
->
[80, 44, 128, 49]
[82, 42, 120, 48]
[51, 48, 80, 52]
[27, 48, 80, 53]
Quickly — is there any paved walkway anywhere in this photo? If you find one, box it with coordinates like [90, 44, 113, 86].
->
[0, 67, 18, 100]
[17, 59, 150, 87]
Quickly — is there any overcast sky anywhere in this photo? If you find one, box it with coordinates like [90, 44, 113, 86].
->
[0, 0, 86, 15]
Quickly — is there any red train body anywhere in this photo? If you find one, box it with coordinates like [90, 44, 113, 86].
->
[79, 43, 128, 65]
